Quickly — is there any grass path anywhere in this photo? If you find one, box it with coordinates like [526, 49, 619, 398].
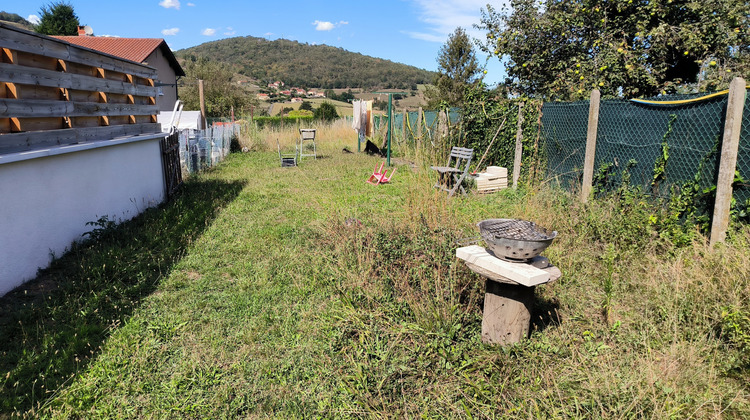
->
[2, 142, 749, 418]
[41, 150, 443, 417]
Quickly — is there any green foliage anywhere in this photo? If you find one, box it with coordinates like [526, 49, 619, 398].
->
[651, 115, 677, 195]
[287, 109, 313, 118]
[478, 0, 750, 100]
[35, 2, 80, 36]
[324, 89, 355, 103]
[719, 306, 750, 371]
[458, 84, 541, 179]
[252, 115, 313, 129]
[179, 57, 255, 118]
[427, 27, 482, 108]
[313, 101, 338, 121]
[299, 101, 313, 111]
[177, 37, 436, 90]
[82, 215, 118, 241]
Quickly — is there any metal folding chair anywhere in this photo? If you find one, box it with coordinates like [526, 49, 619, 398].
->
[277, 138, 298, 167]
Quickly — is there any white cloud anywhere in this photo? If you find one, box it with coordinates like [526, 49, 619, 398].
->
[312, 20, 349, 31]
[224, 27, 236, 36]
[27, 14, 41, 25]
[187, 2, 195, 5]
[313, 20, 335, 31]
[407, 0, 505, 42]
[201, 28, 216, 36]
[159, 0, 181, 10]
[161, 27, 180, 36]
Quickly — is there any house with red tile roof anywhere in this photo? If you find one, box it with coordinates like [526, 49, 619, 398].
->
[54, 31, 185, 111]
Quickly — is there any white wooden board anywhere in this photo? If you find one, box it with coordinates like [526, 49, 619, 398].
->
[456, 245, 551, 286]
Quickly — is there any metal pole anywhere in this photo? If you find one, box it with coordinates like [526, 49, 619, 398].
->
[387, 93, 392, 167]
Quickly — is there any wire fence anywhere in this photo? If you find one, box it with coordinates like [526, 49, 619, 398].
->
[177, 123, 240, 176]
[344, 109, 461, 145]
[540, 89, 750, 206]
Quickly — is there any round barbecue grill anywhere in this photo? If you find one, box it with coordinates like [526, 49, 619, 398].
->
[478, 219, 557, 262]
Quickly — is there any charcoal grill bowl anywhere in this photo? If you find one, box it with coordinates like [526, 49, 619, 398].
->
[477, 218, 557, 262]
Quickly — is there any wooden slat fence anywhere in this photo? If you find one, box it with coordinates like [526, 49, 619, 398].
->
[0, 22, 160, 154]
[160, 131, 182, 198]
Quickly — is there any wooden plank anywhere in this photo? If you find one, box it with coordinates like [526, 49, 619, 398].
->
[71, 116, 101, 128]
[0, 24, 156, 78]
[456, 245, 550, 286]
[0, 98, 157, 118]
[107, 115, 129, 125]
[0, 123, 161, 152]
[9, 117, 64, 132]
[0, 98, 71, 117]
[17, 84, 58, 101]
[710, 77, 747, 245]
[68, 89, 101, 103]
[17, 51, 59, 71]
[0, 63, 158, 97]
[73, 102, 158, 117]
[581, 89, 601, 203]
[513, 102, 524, 189]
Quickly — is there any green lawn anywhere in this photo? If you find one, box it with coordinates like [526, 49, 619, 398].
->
[2, 144, 749, 418]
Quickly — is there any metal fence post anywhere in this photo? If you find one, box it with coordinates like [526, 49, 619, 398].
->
[417, 106, 423, 154]
[581, 89, 601, 203]
[710, 77, 746, 245]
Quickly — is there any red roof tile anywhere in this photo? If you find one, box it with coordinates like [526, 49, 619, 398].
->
[53, 36, 185, 76]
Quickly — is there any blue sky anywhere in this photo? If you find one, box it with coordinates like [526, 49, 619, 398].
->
[14, 0, 507, 85]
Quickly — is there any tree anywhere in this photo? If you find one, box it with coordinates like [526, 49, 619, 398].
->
[178, 57, 255, 118]
[314, 102, 338, 121]
[35, 2, 80, 36]
[478, 0, 750, 100]
[427, 27, 481, 108]
[299, 101, 313, 111]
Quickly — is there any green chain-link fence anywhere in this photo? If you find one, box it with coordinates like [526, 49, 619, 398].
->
[541, 88, 749, 206]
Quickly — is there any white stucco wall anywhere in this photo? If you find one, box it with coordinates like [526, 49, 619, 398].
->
[146, 49, 179, 112]
[0, 136, 165, 296]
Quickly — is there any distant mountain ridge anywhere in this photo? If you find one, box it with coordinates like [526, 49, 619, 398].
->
[175, 36, 436, 90]
[0, 11, 34, 31]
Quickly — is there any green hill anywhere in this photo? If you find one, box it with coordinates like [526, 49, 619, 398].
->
[0, 11, 34, 31]
[175, 36, 436, 90]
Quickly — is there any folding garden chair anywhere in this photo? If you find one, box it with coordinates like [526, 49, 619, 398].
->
[366, 162, 397, 185]
[299, 129, 317, 160]
[277, 138, 298, 167]
[430, 147, 473, 196]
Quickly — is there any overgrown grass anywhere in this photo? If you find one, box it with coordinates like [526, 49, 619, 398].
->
[1, 126, 748, 418]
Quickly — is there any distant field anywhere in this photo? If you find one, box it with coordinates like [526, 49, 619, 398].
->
[254, 84, 429, 117]
[266, 98, 354, 117]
